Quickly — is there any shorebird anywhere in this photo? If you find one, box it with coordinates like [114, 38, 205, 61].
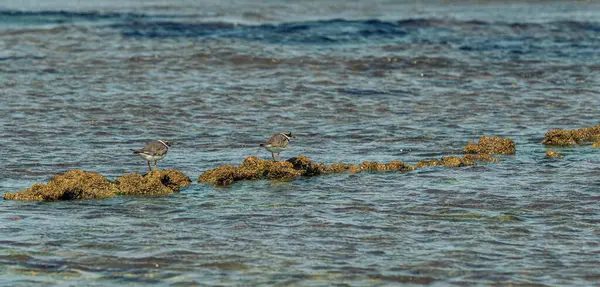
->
[133, 140, 171, 171]
[260, 131, 295, 162]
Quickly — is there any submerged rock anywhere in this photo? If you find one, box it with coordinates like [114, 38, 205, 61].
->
[4, 169, 191, 201]
[545, 150, 563, 158]
[266, 162, 303, 181]
[462, 153, 500, 162]
[3, 170, 117, 201]
[198, 155, 412, 187]
[542, 125, 600, 146]
[115, 170, 191, 196]
[358, 161, 413, 172]
[463, 136, 515, 155]
[414, 156, 476, 169]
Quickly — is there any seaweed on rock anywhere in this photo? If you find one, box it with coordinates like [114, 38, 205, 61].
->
[4, 169, 191, 201]
[462, 153, 500, 162]
[197, 156, 412, 187]
[115, 170, 191, 196]
[3, 170, 117, 201]
[414, 156, 475, 169]
[545, 150, 563, 158]
[464, 136, 515, 155]
[542, 125, 600, 146]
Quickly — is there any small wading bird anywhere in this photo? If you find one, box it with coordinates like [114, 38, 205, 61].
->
[260, 131, 295, 162]
[133, 140, 171, 171]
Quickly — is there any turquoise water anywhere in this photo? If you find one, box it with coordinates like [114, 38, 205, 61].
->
[1, 1, 600, 286]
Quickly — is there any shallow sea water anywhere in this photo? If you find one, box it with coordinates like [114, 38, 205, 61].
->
[1, 1, 600, 286]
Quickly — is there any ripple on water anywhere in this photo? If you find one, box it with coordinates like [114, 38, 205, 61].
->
[2, 1, 600, 286]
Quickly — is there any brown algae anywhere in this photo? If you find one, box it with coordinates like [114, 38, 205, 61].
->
[545, 150, 563, 158]
[463, 136, 516, 155]
[115, 170, 191, 196]
[4, 169, 191, 202]
[3, 170, 117, 201]
[462, 153, 500, 162]
[198, 156, 412, 187]
[542, 125, 600, 146]
[414, 156, 476, 169]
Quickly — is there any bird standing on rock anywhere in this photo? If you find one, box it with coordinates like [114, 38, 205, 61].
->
[133, 140, 171, 171]
[260, 131, 295, 162]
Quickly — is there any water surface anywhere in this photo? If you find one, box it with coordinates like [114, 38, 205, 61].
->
[1, 1, 600, 286]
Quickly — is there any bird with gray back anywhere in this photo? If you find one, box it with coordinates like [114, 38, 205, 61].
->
[260, 131, 295, 162]
[132, 140, 171, 171]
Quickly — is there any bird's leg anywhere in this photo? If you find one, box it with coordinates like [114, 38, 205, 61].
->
[147, 161, 152, 172]
[154, 161, 158, 170]
[271, 152, 275, 162]
[277, 153, 281, 162]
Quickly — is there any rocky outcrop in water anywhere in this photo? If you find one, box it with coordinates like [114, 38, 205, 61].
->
[115, 170, 191, 196]
[545, 150, 563, 158]
[4, 169, 191, 202]
[414, 156, 476, 169]
[463, 136, 515, 155]
[542, 125, 600, 146]
[198, 156, 413, 187]
[3, 170, 116, 201]
[462, 153, 500, 162]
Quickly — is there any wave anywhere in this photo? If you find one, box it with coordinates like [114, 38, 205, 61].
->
[111, 19, 409, 44]
[1, 10, 599, 47]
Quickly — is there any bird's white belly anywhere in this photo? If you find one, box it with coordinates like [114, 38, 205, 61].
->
[138, 153, 165, 162]
[265, 146, 286, 153]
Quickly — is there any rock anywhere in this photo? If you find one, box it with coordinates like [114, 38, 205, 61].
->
[266, 161, 303, 181]
[4, 169, 191, 201]
[414, 156, 476, 169]
[464, 136, 516, 155]
[542, 125, 600, 146]
[3, 170, 117, 201]
[115, 170, 191, 196]
[462, 153, 500, 162]
[359, 162, 388, 172]
[358, 161, 413, 172]
[197, 155, 412, 187]
[197, 165, 238, 187]
[545, 150, 563, 158]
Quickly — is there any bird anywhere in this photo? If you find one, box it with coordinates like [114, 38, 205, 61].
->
[132, 140, 171, 171]
[260, 131, 295, 162]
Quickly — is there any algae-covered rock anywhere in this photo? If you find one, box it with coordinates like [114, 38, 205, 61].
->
[288, 156, 324, 176]
[3, 170, 117, 201]
[197, 155, 413, 187]
[545, 150, 563, 158]
[267, 162, 303, 181]
[414, 156, 476, 169]
[197, 165, 238, 187]
[115, 170, 191, 196]
[594, 142, 600, 148]
[358, 161, 413, 172]
[464, 136, 515, 155]
[385, 161, 414, 171]
[542, 125, 600, 146]
[4, 169, 191, 201]
[463, 154, 500, 162]
[348, 165, 361, 174]
[159, 169, 192, 191]
[359, 162, 388, 172]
